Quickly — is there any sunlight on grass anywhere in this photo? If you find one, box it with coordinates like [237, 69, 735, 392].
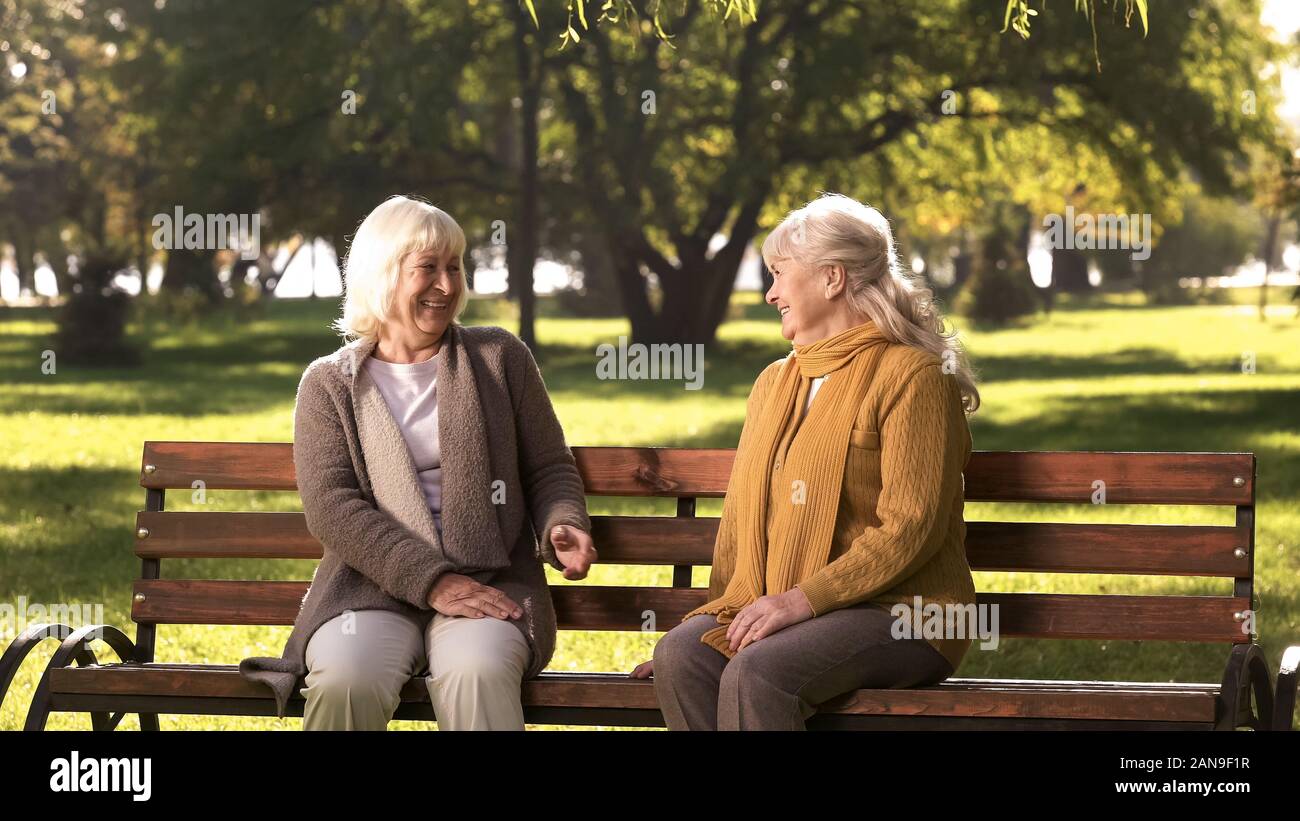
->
[2, 290, 1298, 730]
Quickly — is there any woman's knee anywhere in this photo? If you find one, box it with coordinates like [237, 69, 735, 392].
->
[427, 617, 529, 686]
[302, 610, 422, 710]
[303, 660, 406, 712]
[718, 642, 782, 694]
[653, 616, 714, 671]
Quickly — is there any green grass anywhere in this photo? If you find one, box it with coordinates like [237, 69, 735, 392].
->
[2, 288, 1298, 730]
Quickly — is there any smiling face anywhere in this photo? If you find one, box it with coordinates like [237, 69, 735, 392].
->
[765, 255, 841, 345]
[387, 247, 462, 349]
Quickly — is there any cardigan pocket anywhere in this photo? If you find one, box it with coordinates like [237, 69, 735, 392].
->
[849, 427, 880, 449]
[844, 426, 883, 523]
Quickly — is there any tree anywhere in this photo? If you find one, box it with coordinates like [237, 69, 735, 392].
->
[1141, 193, 1266, 304]
[545, 0, 1282, 345]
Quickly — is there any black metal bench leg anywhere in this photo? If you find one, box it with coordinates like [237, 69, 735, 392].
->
[0, 623, 74, 716]
[27, 643, 107, 731]
[24, 624, 143, 731]
[1219, 644, 1274, 730]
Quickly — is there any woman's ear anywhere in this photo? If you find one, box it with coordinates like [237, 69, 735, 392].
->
[825, 264, 848, 299]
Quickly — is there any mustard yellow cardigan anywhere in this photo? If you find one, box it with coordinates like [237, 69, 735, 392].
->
[703, 343, 978, 673]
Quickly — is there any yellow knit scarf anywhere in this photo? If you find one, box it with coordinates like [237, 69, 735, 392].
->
[685, 319, 890, 658]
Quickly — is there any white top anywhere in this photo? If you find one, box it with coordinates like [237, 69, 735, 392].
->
[364, 354, 443, 533]
[802, 375, 827, 419]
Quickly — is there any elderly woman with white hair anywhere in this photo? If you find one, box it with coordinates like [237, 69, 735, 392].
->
[240, 194, 597, 730]
[630, 192, 981, 730]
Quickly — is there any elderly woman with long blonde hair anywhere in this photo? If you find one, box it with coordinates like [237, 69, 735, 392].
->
[240, 194, 598, 730]
[630, 192, 980, 731]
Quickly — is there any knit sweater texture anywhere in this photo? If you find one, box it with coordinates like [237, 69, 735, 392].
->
[683, 326, 977, 673]
[238, 323, 591, 718]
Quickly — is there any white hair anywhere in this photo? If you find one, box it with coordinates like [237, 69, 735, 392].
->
[333, 194, 469, 341]
[762, 192, 980, 413]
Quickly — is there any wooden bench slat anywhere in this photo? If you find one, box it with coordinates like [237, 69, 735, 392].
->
[142, 442, 296, 491]
[129, 580, 1250, 642]
[133, 512, 719, 565]
[128, 580, 705, 630]
[138, 442, 740, 497]
[811, 682, 1217, 722]
[574, 447, 733, 496]
[47, 665, 1217, 722]
[140, 442, 1255, 505]
[963, 451, 1253, 505]
[977, 592, 1250, 642]
[964, 522, 1248, 576]
[134, 511, 1249, 577]
[135, 511, 319, 560]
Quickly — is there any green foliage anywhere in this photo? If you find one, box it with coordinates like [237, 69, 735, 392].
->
[956, 249, 1041, 327]
[1003, 0, 1150, 69]
[518, 0, 758, 49]
[1142, 194, 1265, 304]
[0, 0, 1292, 349]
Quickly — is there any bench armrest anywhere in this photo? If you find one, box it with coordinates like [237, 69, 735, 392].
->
[1275, 644, 1299, 731]
[23, 623, 141, 731]
[0, 623, 80, 716]
[1220, 643, 1274, 730]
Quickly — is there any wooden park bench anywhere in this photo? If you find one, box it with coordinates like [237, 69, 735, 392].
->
[3, 441, 1296, 730]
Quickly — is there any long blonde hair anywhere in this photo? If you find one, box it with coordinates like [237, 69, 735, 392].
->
[762, 192, 980, 413]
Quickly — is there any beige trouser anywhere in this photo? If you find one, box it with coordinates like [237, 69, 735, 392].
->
[301, 608, 531, 730]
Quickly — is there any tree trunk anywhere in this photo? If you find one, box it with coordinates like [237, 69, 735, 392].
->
[509, 0, 541, 352]
[611, 251, 656, 342]
[161, 247, 220, 303]
[1052, 246, 1091, 292]
[1259, 212, 1280, 322]
[12, 234, 34, 297]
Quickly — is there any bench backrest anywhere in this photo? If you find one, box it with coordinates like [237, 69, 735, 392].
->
[131, 442, 1257, 664]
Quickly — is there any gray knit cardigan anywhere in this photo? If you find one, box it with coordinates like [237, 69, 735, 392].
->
[238, 322, 591, 719]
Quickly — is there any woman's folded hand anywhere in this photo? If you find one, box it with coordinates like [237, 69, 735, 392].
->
[427, 573, 524, 619]
[726, 588, 815, 652]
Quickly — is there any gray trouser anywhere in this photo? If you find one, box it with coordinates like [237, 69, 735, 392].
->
[652, 602, 953, 730]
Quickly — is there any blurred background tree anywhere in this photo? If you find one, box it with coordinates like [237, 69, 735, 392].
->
[0, 0, 1291, 349]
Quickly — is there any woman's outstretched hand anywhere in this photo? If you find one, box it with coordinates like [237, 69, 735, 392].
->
[629, 659, 653, 679]
[427, 573, 523, 619]
[550, 524, 598, 580]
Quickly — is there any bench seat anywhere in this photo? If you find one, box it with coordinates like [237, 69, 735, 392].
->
[46, 662, 1222, 728]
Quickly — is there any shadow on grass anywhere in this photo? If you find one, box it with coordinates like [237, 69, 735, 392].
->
[0, 304, 341, 416]
[970, 347, 1202, 382]
[0, 466, 142, 605]
[968, 386, 1300, 488]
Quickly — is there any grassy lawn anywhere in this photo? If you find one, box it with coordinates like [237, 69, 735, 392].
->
[2, 288, 1298, 730]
